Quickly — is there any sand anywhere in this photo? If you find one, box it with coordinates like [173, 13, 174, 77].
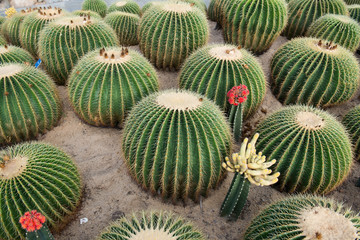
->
[35, 21, 360, 240]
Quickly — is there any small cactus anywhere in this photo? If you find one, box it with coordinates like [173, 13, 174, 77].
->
[20, 210, 55, 240]
[68, 47, 159, 127]
[104, 12, 139, 46]
[0, 45, 35, 65]
[73, 10, 102, 19]
[343, 105, 360, 161]
[107, 0, 141, 15]
[271, 38, 360, 107]
[0, 142, 82, 239]
[122, 90, 232, 202]
[254, 105, 353, 194]
[97, 211, 205, 240]
[82, 0, 108, 18]
[349, 4, 360, 23]
[38, 15, 118, 85]
[244, 195, 360, 240]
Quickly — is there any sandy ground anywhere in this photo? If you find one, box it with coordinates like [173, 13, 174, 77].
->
[30, 21, 360, 240]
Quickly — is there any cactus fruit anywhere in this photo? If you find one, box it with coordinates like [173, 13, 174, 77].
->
[20, 7, 66, 56]
[254, 105, 353, 194]
[107, 0, 141, 15]
[0, 63, 62, 145]
[139, 2, 209, 70]
[122, 90, 232, 202]
[244, 195, 360, 240]
[349, 5, 360, 23]
[38, 15, 118, 85]
[284, 0, 348, 39]
[306, 14, 360, 52]
[82, 0, 107, 18]
[104, 12, 139, 46]
[343, 105, 360, 161]
[0, 45, 35, 65]
[0, 142, 82, 239]
[68, 47, 159, 127]
[179, 44, 266, 119]
[222, 0, 287, 54]
[271, 38, 360, 107]
[73, 10, 102, 19]
[97, 211, 205, 240]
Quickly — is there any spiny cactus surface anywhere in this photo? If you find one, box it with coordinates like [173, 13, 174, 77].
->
[175, 0, 207, 12]
[349, 4, 360, 23]
[0, 45, 35, 65]
[104, 12, 139, 46]
[3, 10, 35, 46]
[73, 10, 102, 19]
[82, 0, 108, 18]
[0, 35, 6, 45]
[343, 105, 360, 161]
[345, 0, 360, 4]
[107, 0, 141, 15]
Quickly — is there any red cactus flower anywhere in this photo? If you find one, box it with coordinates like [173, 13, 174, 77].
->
[19, 210, 46, 232]
[227, 85, 249, 106]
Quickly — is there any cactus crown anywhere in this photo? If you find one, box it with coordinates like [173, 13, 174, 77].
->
[209, 45, 242, 60]
[309, 39, 339, 53]
[36, 7, 64, 19]
[56, 15, 94, 27]
[97, 47, 130, 63]
[116, 1, 127, 6]
[0, 64, 23, 78]
[0, 154, 28, 179]
[156, 91, 202, 110]
[296, 111, 324, 130]
[163, 2, 194, 13]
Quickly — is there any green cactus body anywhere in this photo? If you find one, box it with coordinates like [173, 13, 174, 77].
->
[20, 8, 66, 56]
[104, 12, 139, 46]
[26, 225, 55, 240]
[98, 211, 205, 240]
[207, 0, 227, 22]
[349, 5, 360, 22]
[284, 0, 348, 39]
[139, 2, 209, 71]
[0, 142, 82, 240]
[82, 0, 108, 18]
[142, 2, 162, 13]
[107, 0, 141, 15]
[73, 10, 102, 19]
[0, 64, 62, 145]
[122, 90, 232, 202]
[254, 105, 353, 194]
[244, 195, 360, 240]
[343, 105, 360, 161]
[179, 44, 266, 119]
[68, 47, 159, 127]
[345, 0, 360, 4]
[222, 0, 287, 54]
[271, 38, 360, 107]
[0, 16, 5, 29]
[3, 10, 35, 46]
[0, 35, 6, 45]
[38, 16, 118, 85]
[0, 45, 35, 65]
[306, 14, 360, 52]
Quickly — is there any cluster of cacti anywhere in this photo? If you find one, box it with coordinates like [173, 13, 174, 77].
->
[349, 5, 360, 23]
[306, 14, 360, 52]
[271, 38, 360, 107]
[343, 105, 360, 161]
[97, 211, 205, 240]
[0, 64, 62, 145]
[284, 0, 348, 39]
[254, 105, 353, 194]
[245, 195, 360, 239]
[107, 0, 141, 15]
[222, 0, 287, 54]
[104, 12, 140, 46]
[82, 0, 107, 18]
[0, 45, 35, 65]
[0, 142, 82, 239]
[179, 44, 266, 119]
[122, 90, 232, 202]
[20, 7, 66, 56]
[68, 47, 159, 127]
[73, 10, 102, 19]
[20, 211, 55, 240]
[38, 15, 118, 85]
[139, 1, 209, 70]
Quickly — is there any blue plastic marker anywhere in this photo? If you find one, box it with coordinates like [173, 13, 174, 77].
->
[35, 59, 42, 68]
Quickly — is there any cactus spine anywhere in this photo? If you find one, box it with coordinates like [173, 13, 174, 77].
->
[38, 16, 118, 85]
[0, 35, 6, 45]
[254, 105, 353, 194]
[207, 0, 227, 22]
[0, 142, 82, 240]
[139, 2, 209, 70]
[122, 90, 232, 202]
[343, 105, 360, 161]
[349, 5, 360, 23]
[68, 47, 159, 127]
[108, 0, 141, 15]
[345, 0, 360, 4]
[97, 211, 205, 240]
[104, 12, 139, 46]
[0, 45, 35, 65]
[271, 38, 360, 107]
[82, 0, 107, 18]
[3, 10, 35, 46]
[73, 10, 102, 19]
[245, 195, 360, 240]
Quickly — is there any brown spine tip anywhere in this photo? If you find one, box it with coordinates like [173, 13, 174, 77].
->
[79, 13, 83, 17]
[243, 64, 249, 69]
[226, 50, 230, 54]
[88, 14, 91, 20]
[237, 46, 242, 50]
[4, 45, 8, 49]
[49, 13, 52, 16]
[83, 17, 87, 21]
[190, 3, 195, 6]
[100, 48, 104, 56]
[332, 45, 337, 50]
[24, 62, 30, 66]
[70, 20, 73, 24]
[29, 84, 33, 88]
[104, 53, 108, 59]
[146, 73, 151, 77]
[318, 40, 322, 46]
[199, 98, 203, 102]
[125, 48, 129, 55]
[4, 91, 9, 96]
[76, 71, 80, 75]
[111, 54, 115, 59]
[121, 48, 125, 57]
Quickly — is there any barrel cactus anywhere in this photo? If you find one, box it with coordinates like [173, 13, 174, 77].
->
[343, 105, 360, 161]
[20, 7, 66, 56]
[0, 45, 35, 65]
[271, 38, 360, 107]
[104, 12, 139, 46]
[97, 211, 205, 240]
[73, 10, 102, 19]
[139, 1, 209, 70]
[68, 47, 159, 127]
[207, 0, 228, 22]
[179, 44, 266, 119]
[0, 142, 82, 240]
[0, 63, 62, 145]
[254, 105, 353, 194]
[284, 0, 348, 39]
[244, 195, 360, 240]
[349, 4, 360, 22]
[222, 0, 287, 54]
[38, 15, 118, 85]
[3, 9, 35, 46]
[122, 90, 232, 202]
[345, 0, 360, 4]
[107, 0, 141, 15]
[306, 14, 360, 52]
[82, 0, 107, 18]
